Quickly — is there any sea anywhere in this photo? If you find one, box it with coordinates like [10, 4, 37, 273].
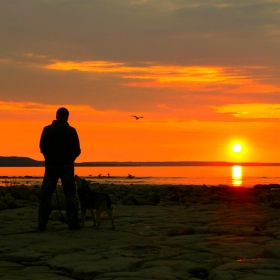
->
[1, 165, 280, 188]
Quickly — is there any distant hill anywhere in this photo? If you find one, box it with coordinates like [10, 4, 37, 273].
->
[0, 156, 44, 167]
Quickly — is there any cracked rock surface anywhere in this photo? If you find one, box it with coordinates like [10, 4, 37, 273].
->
[0, 184, 280, 279]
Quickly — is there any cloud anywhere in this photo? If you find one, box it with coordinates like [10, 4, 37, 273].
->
[45, 59, 273, 89]
[1, 0, 280, 64]
[0, 100, 92, 119]
[1, 53, 280, 120]
[0, 100, 150, 122]
[212, 103, 280, 121]
[1, 0, 280, 120]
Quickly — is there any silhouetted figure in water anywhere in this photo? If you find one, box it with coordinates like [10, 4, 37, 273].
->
[38, 107, 81, 231]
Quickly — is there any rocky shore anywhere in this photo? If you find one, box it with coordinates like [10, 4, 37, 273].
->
[0, 183, 280, 279]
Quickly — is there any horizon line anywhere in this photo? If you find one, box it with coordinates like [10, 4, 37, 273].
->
[1, 156, 280, 166]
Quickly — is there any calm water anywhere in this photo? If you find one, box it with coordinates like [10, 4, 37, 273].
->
[1, 165, 280, 187]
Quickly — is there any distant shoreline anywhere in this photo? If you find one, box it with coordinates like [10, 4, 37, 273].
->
[1, 161, 280, 167]
[75, 161, 280, 167]
[1, 156, 280, 167]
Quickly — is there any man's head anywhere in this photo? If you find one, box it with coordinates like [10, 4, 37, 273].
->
[56, 107, 69, 121]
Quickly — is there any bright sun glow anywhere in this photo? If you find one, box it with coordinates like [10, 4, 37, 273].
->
[232, 165, 243, 186]
[232, 143, 242, 153]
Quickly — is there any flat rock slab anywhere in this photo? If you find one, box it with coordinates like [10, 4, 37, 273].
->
[47, 255, 143, 279]
[208, 258, 280, 280]
[0, 185, 280, 280]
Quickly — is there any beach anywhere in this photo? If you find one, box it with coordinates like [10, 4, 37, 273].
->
[0, 183, 280, 279]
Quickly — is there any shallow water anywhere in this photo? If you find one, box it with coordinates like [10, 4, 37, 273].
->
[1, 165, 280, 187]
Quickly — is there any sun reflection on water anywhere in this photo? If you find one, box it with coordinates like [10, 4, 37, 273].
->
[232, 165, 243, 186]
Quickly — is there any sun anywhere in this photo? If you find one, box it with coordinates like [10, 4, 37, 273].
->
[227, 140, 248, 162]
[232, 143, 242, 153]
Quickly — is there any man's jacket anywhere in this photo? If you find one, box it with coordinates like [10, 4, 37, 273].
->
[40, 120, 81, 165]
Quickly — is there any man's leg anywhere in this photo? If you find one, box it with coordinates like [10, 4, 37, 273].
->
[38, 166, 59, 231]
[60, 165, 80, 229]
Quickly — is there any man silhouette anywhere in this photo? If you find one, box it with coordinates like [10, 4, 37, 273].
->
[38, 107, 81, 231]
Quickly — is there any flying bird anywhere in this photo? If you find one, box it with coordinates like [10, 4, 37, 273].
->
[132, 115, 143, 120]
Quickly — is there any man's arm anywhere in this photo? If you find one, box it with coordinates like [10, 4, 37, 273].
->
[72, 129, 81, 160]
[39, 128, 47, 157]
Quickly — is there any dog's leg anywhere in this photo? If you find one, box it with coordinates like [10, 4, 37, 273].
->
[81, 208, 86, 227]
[95, 209, 102, 229]
[107, 206, 115, 230]
[90, 210, 97, 227]
[108, 211, 115, 230]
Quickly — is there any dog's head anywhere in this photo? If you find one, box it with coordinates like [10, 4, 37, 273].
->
[75, 175, 91, 196]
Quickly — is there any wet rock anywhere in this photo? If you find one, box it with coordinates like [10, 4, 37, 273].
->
[208, 259, 280, 280]
[168, 229, 180, 237]
[181, 196, 197, 204]
[263, 244, 280, 259]
[179, 226, 195, 235]
[122, 197, 135, 205]
[148, 193, 161, 204]
[136, 198, 156, 205]
[269, 201, 280, 209]
[0, 261, 25, 272]
[51, 193, 67, 210]
[49, 210, 67, 222]
[47, 255, 142, 279]
[4, 250, 45, 262]
[128, 195, 138, 204]
[7, 200, 19, 209]
[169, 194, 180, 202]
[0, 184, 280, 280]
[0, 200, 8, 210]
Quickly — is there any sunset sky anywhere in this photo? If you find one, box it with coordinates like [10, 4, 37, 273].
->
[1, 0, 280, 163]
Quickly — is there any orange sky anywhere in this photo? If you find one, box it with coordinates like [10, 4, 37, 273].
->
[1, 1, 280, 163]
[0, 101, 279, 163]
